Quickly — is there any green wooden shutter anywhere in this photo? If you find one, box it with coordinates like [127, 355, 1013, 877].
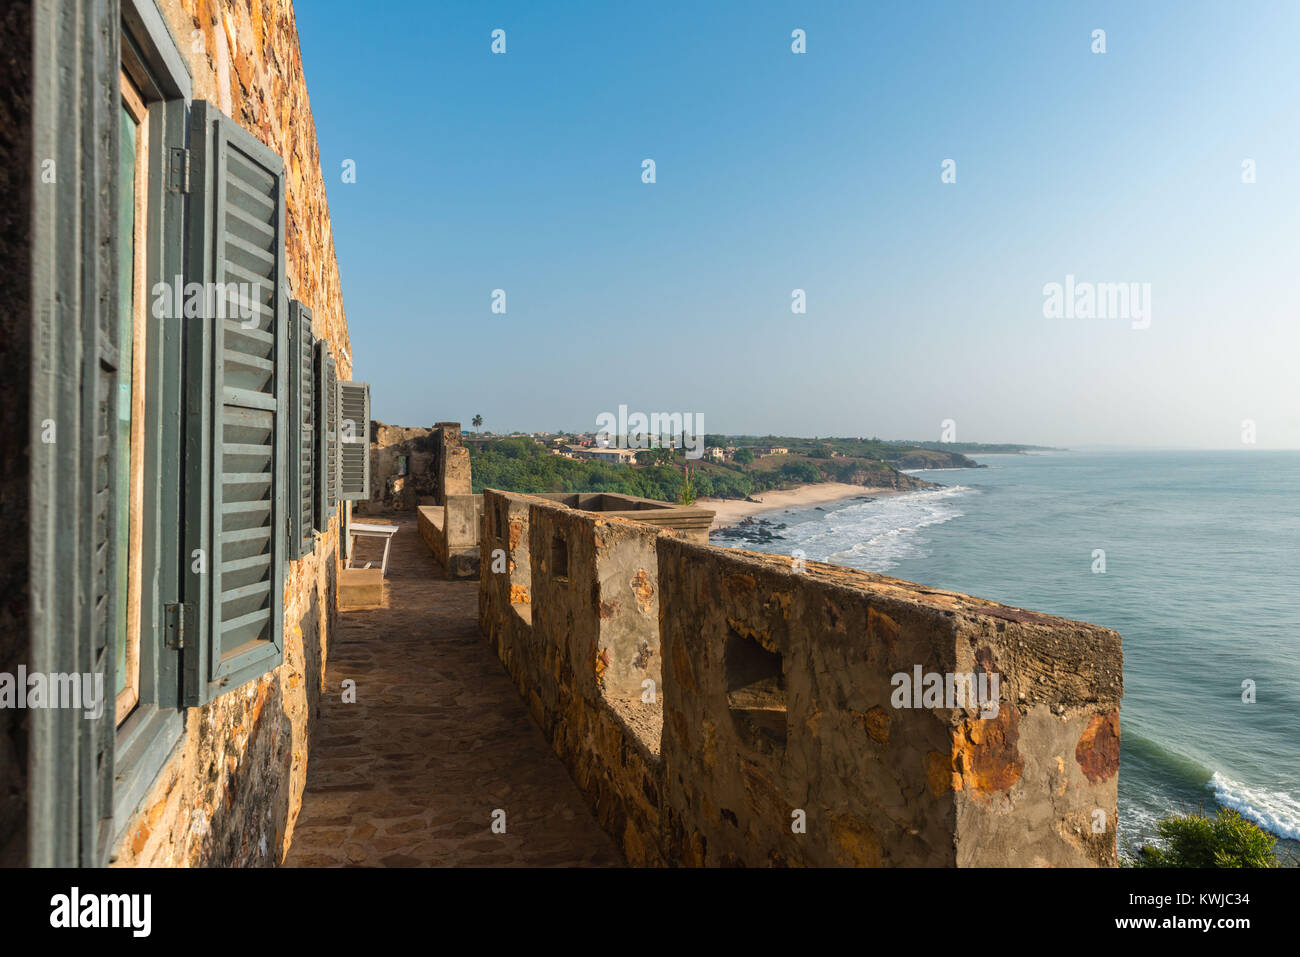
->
[338, 381, 371, 501]
[181, 100, 287, 705]
[85, 236, 120, 865]
[288, 301, 315, 558]
[313, 339, 328, 530]
[326, 353, 339, 514]
[29, 0, 122, 867]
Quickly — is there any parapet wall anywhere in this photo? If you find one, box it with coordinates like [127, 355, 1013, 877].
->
[479, 489, 1124, 867]
[418, 495, 482, 579]
[480, 492, 666, 863]
[432, 423, 472, 505]
[657, 540, 1123, 866]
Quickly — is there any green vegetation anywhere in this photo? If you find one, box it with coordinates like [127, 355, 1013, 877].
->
[1127, 808, 1281, 868]
[468, 437, 925, 502]
[471, 438, 693, 500]
[678, 465, 697, 505]
[711, 435, 983, 469]
[635, 447, 675, 466]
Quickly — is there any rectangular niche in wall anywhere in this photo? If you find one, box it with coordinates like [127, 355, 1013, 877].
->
[724, 628, 787, 751]
[551, 534, 569, 580]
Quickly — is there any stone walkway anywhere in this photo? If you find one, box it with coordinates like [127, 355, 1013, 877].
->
[283, 513, 622, 867]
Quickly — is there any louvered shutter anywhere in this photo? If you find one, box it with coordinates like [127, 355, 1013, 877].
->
[181, 101, 287, 705]
[288, 301, 315, 558]
[326, 353, 339, 513]
[313, 340, 329, 530]
[338, 381, 371, 500]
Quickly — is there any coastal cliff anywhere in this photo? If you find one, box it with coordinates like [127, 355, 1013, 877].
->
[890, 449, 983, 470]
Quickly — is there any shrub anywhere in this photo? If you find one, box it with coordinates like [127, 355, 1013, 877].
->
[1130, 808, 1280, 868]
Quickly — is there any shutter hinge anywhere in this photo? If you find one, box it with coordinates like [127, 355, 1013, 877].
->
[164, 602, 190, 649]
[168, 147, 191, 193]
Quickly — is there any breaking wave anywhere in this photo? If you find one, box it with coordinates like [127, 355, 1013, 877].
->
[779, 485, 973, 573]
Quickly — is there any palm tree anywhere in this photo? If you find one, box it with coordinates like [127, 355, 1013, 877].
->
[472, 414, 483, 433]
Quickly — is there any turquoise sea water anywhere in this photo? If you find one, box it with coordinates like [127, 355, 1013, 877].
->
[714, 450, 1300, 858]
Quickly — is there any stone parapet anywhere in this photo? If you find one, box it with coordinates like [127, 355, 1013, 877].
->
[479, 489, 1124, 867]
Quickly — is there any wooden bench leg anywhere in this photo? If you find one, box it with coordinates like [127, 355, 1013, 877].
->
[381, 536, 392, 577]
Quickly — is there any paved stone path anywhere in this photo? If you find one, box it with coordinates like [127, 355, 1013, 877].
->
[283, 514, 622, 867]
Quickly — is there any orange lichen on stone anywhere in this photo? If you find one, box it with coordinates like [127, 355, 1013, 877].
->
[926, 750, 957, 796]
[722, 571, 756, 597]
[726, 617, 779, 655]
[855, 705, 890, 745]
[1075, 710, 1120, 783]
[764, 591, 792, 618]
[509, 584, 530, 604]
[951, 705, 1024, 796]
[867, 605, 900, 652]
[630, 569, 654, 614]
[130, 821, 151, 856]
[507, 518, 523, 551]
[828, 813, 882, 867]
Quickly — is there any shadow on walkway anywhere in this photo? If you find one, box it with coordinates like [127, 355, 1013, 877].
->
[283, 513, 622, 867]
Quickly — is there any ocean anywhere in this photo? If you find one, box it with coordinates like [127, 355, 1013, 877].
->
[712, 449, 1300, 859]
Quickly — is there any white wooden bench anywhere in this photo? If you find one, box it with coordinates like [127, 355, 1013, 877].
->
[347, 522, 399, 576]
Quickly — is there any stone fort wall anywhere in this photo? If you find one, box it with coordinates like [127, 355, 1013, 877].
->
[480, 489, 1124, 867]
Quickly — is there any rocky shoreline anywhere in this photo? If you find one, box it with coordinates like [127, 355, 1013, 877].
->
[709, 493, 883, 546]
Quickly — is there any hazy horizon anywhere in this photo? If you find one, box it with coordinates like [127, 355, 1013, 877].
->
[419, 424, 1300, 453]
[297, 0, 1300, 451]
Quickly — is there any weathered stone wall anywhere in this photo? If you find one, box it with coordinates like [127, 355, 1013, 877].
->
[656, 540, 1123, 867]
[479, 491, 534, 634]
[111, 0, 349, 866]
[442, 495, 482, 577]
[0, 0, 33, 868]
[480, 492, 665, 864]
[480, 491, 1124, 867]
[369, 421, 474, 514]
[432, 423, 472, 504]
[417, 496, 481, 580]
[369, 422, 437, 511]
[416, 496, 478, 579]
[155, 0, 351, 378]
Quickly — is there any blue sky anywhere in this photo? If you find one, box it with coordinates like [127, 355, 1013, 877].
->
[295, 0, 1300, 448]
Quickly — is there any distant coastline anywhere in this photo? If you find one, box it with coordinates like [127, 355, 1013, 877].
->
[465, 433, 1050, 510]
[700, 483, 910, 530]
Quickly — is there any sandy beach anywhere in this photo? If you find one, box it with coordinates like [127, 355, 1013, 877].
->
[698, 482, 907, 531]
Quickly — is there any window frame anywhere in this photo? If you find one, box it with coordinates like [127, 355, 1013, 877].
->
[109, 0, 193, 853]
[116, 68, 148, 726]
